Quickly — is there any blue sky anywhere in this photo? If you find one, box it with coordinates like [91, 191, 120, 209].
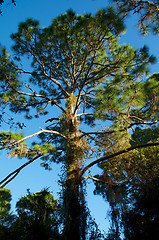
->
[0, 0, 159, 235]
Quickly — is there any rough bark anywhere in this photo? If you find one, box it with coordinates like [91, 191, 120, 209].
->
[62, 97, 84, 240]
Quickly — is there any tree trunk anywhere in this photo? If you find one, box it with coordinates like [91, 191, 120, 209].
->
[63, 170, 81, 240]
[62, 97, 85, 240]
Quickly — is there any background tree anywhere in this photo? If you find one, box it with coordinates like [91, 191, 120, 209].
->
[0, 188, 11, 220]
[0, 189, 61, 240]
[122, 177, 159, 240]
[0, 8, 158, 239]
[13, 189, 61, 240]
[94, 125, 159, 238]
[0, 188, 15, 240]
[111, 0, 159, 34]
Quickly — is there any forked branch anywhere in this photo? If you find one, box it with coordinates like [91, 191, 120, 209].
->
[0, 154, 43, 188]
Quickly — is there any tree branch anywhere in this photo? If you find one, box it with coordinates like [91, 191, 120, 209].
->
[3, 71, 66, 113]
[79, 130, 115, 139]
[0, 154, 43, 188]
[0, 128, 66, 151]
[4, 72, 51, 101]
[28, 46, 70, 97]
[76, 113, 94, 117]
[0, 130, 44, 151]
[39, 128, 67, 139]
[82, 176, 105, 183]
[81, 142, 159, 176]
[82, 175, 129, 186]
[45, 118, 60, 123]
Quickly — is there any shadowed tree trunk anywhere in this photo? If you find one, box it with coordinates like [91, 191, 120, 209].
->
[62, 97, 84, 240]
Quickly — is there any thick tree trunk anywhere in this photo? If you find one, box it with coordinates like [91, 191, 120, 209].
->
[63, 170, 81, 240]
[62, 98, 85, 240]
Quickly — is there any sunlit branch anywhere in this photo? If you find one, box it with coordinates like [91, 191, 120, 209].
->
[43, 71, 69, 97]
[0, 154, 43, 188]
[129, 115, 158, 125]
[82, 176, 105, 183]
[77, 113, 94, 117]
[129, 0, 159, 12]
[16, 66, 70, 100]
[81, 142, 159, 176]
[74, 54, 88, 80]
[84, 52, 98, 83]
[52, 100, 66, 113]
[73, 76, 90, 115]
[82, 175, 129, 186]
[39, 128, 67, 139]
[0, 130, 44, 151]
[0, 128, 66, 151]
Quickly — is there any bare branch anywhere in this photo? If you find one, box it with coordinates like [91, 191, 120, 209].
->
[45, 118, 60, 123]
[82, 176, 105, 183]
[2, 70, 66, 113]
[76, 113, 94, 117]
[82, 175, 129, 186]
[52, 101, 66, 113]
[81, 142, 159, 176]
[0, 154, 43, 188]
[39, 128, 67, 139]
[80, 130, 115, 139]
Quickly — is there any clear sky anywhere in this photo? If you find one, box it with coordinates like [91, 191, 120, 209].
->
[0, 0, 159, 236]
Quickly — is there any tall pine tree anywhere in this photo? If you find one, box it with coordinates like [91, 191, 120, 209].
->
[0, 8, 158, 239]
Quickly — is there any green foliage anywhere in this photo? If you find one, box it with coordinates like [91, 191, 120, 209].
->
[0, 188, 15, 240]
[0, 131, 24, 146]
[111, 0, 159, 34]
[0, 188, 11, 220]
[0, 131, 30, 158]
[16, 189, 58, 218]
[94, 126, 159, 238]
[130, 125, 159, 145]
[94, 45, 157, 129]
[0, 46, 21, 110]
[0, 189, 61, 240]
